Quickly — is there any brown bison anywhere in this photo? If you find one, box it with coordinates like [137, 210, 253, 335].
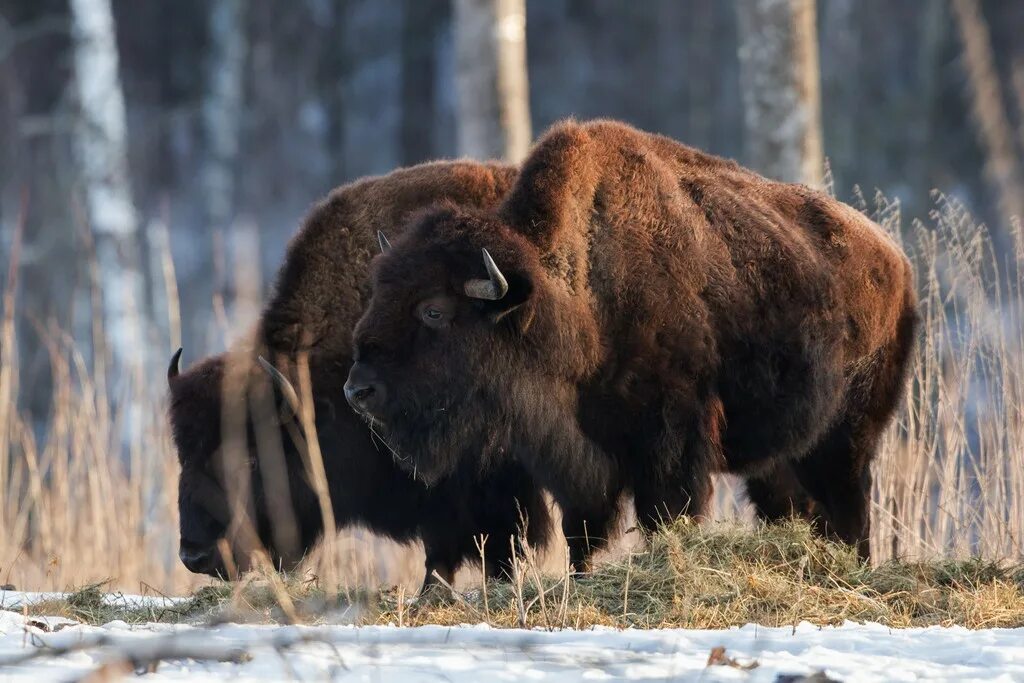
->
[348, 119, 917, 564]
[168, 160, 551, 590]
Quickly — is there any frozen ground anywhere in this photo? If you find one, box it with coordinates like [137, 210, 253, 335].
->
[1, 600, 1022, 682]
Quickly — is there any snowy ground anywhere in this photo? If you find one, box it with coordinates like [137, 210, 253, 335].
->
[0, 596, 1021, 682]
[0, 590, 186, 611]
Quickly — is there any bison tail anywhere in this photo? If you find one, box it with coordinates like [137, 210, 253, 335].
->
[850, 274, 919, 428]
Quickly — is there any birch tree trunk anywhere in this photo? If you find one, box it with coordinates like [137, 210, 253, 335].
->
[951, 0, 1024, 231]
[736, 0, 824, 186]
[202, 0, 247, 235]
[453, 0, 531, 163]
[340, 1, 403, 178]
[818, 0, 857, 189]
[400, 0, 442, 166]
[69, 0, 145, 378]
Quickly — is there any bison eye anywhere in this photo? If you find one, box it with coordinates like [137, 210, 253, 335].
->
[417, 298, 454, 328]
[421, 307, 446, 328]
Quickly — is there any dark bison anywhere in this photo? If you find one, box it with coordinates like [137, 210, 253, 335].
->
[168, 160, 551, 590]
[348, 119, 917, 564]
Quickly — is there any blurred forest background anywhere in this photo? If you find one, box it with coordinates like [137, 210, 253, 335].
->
[2, 0, 1024, 591]
[2, 0, 1023, 404]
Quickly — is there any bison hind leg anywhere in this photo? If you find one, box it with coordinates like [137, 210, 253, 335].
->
[788, 421, 876, 560]
[741, 422, 875, 561]
[776, 305, 916, 561]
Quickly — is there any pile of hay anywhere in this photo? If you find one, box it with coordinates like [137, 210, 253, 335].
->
[23, 521, 1024, 629]
[379, 520, 1024, 630]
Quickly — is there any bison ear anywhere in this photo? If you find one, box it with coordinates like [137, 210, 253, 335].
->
[464, 248, 535, 331]
[482, 271, 534, 329]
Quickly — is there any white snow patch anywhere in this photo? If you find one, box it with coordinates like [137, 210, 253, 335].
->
[0, 610, 1020, 682]
[0, 590, 186, 610]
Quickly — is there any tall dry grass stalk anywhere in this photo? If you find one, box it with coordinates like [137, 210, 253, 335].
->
[1, 193, 1023, 594]
[873, 193, 1024, 560]
[0, 192, 190, 591]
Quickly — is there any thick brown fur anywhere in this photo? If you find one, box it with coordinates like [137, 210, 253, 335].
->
[351, 120, 917, 563]
[169, 161, 552, 588]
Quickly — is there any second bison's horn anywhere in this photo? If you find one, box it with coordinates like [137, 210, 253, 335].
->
[257, 356, 303, 421]
[377, 230, 392, 254]
[464, 248, 509, 301]
[167, 347, 183, 385]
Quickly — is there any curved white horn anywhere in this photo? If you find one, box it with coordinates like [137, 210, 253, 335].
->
[167, 347, 183, 385]
[257, 356, 302, 419]
[463, 248, 509, 301]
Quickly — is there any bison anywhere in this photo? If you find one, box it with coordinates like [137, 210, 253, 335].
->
[168, 160, 551, 590]
[348, 119, 917, 564]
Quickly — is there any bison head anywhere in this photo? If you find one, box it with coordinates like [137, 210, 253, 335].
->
[346, 206, 569, 484]
[167, 349, 322, 577]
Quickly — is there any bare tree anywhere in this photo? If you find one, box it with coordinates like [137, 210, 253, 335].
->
[818, 0, 857, 187]
[202, 0, 247, 235]
[68, 0, 146, 378]
[339, 1, 403, 178]
[453, 0, 531, 163]
[401, 0, 445, 166]
[736, 0, 824, 186]
[951, 0, 1024, 230]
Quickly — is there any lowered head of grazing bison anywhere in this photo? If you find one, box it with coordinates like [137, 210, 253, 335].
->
[351, 119, 917, 562]
[167, 348, 323, 577]
[169, 342, 552, 584]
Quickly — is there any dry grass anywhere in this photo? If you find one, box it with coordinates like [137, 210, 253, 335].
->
[382, 519, 1024, 630]
[871, 192, 1024, 559]
[1, 192, 1023, 608]
[19, 520, 1024, 630]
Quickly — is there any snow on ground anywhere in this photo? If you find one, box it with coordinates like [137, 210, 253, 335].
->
[1, 609, 1022, 682]
[0, 589, 186, 610]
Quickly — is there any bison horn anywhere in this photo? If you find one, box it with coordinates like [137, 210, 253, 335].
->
[463, 248, 509, 301]
[257, 356, 303, 420]
[167, 347, 183, 385]
[377, 230, 392, 254]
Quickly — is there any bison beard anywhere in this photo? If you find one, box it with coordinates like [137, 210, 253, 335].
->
[168, 160, 551, 590]
[351, 119, 918, 564]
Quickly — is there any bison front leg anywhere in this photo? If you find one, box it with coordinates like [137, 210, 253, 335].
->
[561, 503, 618, 572]
[633, 455, 714, 529]
[554, 472, 621, 571]
[419, 558, 456, 594]
[513, 411, 622, 572]
[632, 396, 722, 530]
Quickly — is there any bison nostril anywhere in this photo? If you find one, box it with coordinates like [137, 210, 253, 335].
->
[178, 537, 229, 577]
[179, 544, 215, 574]
[344, 382, 377, 409]
[345, 363, 385, 413]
